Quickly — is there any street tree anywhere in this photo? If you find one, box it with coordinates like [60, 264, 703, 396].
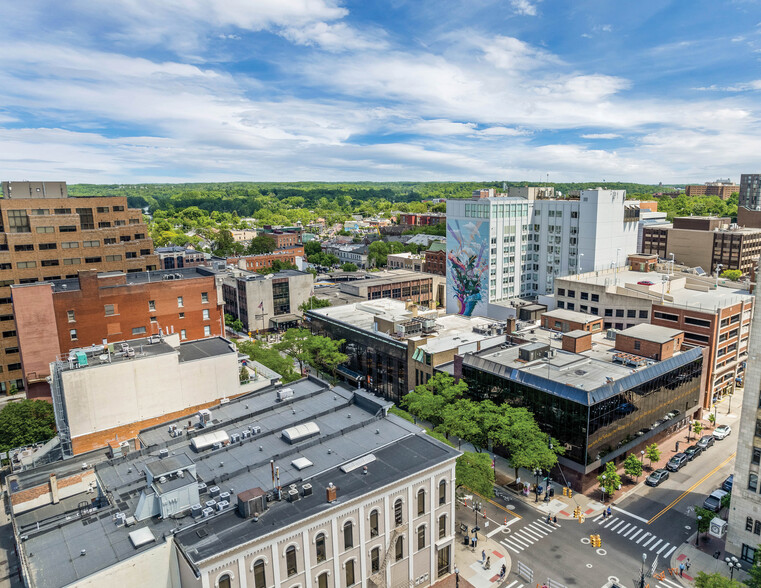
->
[695, 506, 714, 539]
[231, 319, 244, 333]
[276, 328, 312, 373]
[304, 241, 322, 257]
[708, 413, 716, 428]
[720, 269, 743, 282]
[501, 407, 563, 479]
[246, 234, 277, 255]
[623, 454, 643, 481]
[305, 335, 348, 379]
[645, 443, 661, 468]
[0, 400, 57, 453]
[298, 297, 332, 313]
[341, 263, 358, 272]
[692, 420, 704, 440]
[694, 572, 744, 588]
[597, 461, 621, 500]
[237, 340, 299, 383]
[455, 452, 494, 498]
[401, 373, 467, 428]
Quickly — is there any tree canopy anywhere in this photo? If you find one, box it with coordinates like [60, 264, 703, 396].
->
[456, 452, 495, 498]
[0, 400, 57, 453]
[237, 340, 300, 383]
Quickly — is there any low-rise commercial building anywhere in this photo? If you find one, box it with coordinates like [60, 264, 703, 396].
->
[155, 246, 207, 269]
[424, 242, 446, 276]
[553, 264, 752, 407]
[459, 324, 705, 490]
[226, 246, 305, 272]
[336, 269, 436, 307]
[12, 267, 224, 399]
[11, 377, 459, 588]
[398, 212, 446, 227]
[685, 180, 739, 200]
[388, 251, 425, 272]
[221, 269, 313, 332]
[323, 242, 369, 268]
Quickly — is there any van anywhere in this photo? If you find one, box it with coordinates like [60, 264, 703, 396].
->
[703, 489, 728, 512]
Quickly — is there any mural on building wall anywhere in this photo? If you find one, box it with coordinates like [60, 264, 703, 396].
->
[446, 220, 489, 316]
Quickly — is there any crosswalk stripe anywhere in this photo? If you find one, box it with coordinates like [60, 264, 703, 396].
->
[515, 530, 539, 543]
[500, 540, 521, 554]
[524, 524, 548, 537]
[593, 514, 604, 523]
[664, 546, 677, 558]
[623, 525, 637, 538]
[510, 534, 532, 547]
[528, 523, 551, 535]
[661, 578, 682, 588]
[628, 529, 643, 541]
[603, 517, 618, 528]
[649, 538, 663, 551]
[642, 536, 656, 548]
[617, 522, 631, 534]
[657, 542, 671, 555]
[636, 532, 652, 544]
[505, 581, 521, 588]
[609, 520, 625, 531]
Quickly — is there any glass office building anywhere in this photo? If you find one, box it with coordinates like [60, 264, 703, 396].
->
[461, 346, 704, 473]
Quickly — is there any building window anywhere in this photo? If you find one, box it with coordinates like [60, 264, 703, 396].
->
[39, 243, 57, 250]
[317, 572, 328, 588]
[132, 327, 146, 335]
[285, 546, 297, 576]
[345, 559, 355, 586]
[76, 208, 94, 230]
[438, 514, 447, 539]
[41, 260, 59, 267]
[581, 292, 588, 300]
[753, 448, 761, 466]
[67, 310, 75, 322]
[634, 341, 641, 351]
[204, 325, 211, 337]
[179, 312, 185, 319]
[343, 521, 353, 549]
[180, 329, 187, 340]
[639, 310, 648, 319]
[253, 560, 266, 588]
[315, 533, 327, 563]
[104, 304, 116, 316]
[37, 226, 55, 234]
[59, 225, 77, 232]
[627, 309, 636, 318]
[750, 473, 758, 492]
[149, 300, 155, 311]
[7, 210, 30, 233]
[616, 309, 624, 317]
[756, 521, 761, 536]
[62, 241, 79, 249]
[125, 251, 137, 259]
[84, 257, 102, 263]
[178, 296, 184, 307]
[17, 261, 36, 269]
[395, 536, 404, 562]
[64, 258, 81, 265]
[417, 525, 425, 550]
[417, 489, 425, 515]
[113, 205, 124, 212]
[370, 510, 379, 537]
[106, 255, 122, 262]
[104, 238, 117, 245]
[202, 292, 209, 303]
[371, 547, 380, 572]
[742, 544, 757, 564]
[218, 574, 231, 588]
[70, 329, 77, 341]
[748, 517, 754, 532]
[439, 479, 446, 505]
[98, 222, 111, 228]
[203, 309, 210, 320]
[394, 499, 403, 526]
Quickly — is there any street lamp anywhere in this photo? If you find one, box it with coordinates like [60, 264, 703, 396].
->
[454, 566, 459, 588]
[669, 252, 674, 276]
[472, 501, 481, 540]
[640, 450, 645, 466]
[726, 556, 741, 580]
[639, 553, 647, 588]
[714, 404, 718, 428]
[716, 263, 723, 288]
[533, 469, 542, 503]
[601, 474, 607, 503]
[696, 515, 702, 545]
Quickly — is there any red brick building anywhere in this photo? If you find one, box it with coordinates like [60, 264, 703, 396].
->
[227, 246, 305, 271]
[398, 213, 446, 227]
[423, 242, 446, 276]
[270, 232, 302, 249]
[12, 267, 223, 399]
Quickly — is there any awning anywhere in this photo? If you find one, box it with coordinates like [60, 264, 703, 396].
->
[269, 314, 301, 324]
[336, 365, 364, 382]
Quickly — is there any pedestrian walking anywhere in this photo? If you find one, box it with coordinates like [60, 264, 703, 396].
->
[553, 515, 558, 525]
[470, 536, 475, 550]
[679, 562, 685, 577]
[499, 564, 506, 579]
[686, 558, 691, 571]
[473, 535, 478, 549]
[481, 549, 486, 564]
[546, 514, 552, 524]
[607, 506, 612, 517]
[484, 556, 491, 570]
[602, 510, 607, 520]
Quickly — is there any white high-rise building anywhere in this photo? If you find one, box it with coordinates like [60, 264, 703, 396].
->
[445, 188, 640, 317]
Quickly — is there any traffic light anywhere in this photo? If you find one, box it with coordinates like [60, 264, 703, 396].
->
[590, 534, 601, 547]
[567, 488, 573, 498]
[573, 506, 581, 519]
[562, 486, 568, 496]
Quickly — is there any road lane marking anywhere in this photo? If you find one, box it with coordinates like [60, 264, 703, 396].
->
[612, 506, 649, 523]
[617, 523, 632, 534]
[500, 541, 520, 554]
[657, 542, 671, 555]
[603, 517, 618, 528]
[636, 532, 652, 544]
[649, 538, 663, 551]
[664, 545, 677, 557]
[593, 514, 603, 522]
[520, 527, 543, 540]
[470, 490, 522, 519]
[642, 536, 656, 548]
[629, 529, 643, 541]
[648, 452, 736, 524]
[609, 520, 624, 531]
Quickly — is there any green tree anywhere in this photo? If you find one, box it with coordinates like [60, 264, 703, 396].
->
[692, 420, 704, 440]
[299, 296, 332, 313]
[708, 413, 716, 428]
[695, 506, 714, 538]
[341, 263, 358, 272]
[231, 319, 244, 333]
[212, 229, 242, 257]
[0, 400, 57, 452]
[720, 269, 743, 281]
[237, 340, 299, 383]
[224, 313, 235, 326]
[694, 572, 744, 588]
[305, 335, 348, 379]
[401, 373, 467, 428]
[304, 241, 323, 256]
[623, 454, 643, 481]
[645, 443, 661, 468]
[455, 452, 494, 498]
[276, 328, 312, 374]
[239, 365, 250, 383]
[597, 461, 621, 501]
[247, 234, 277, 255]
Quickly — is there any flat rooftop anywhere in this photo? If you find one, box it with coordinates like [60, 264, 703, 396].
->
[465, 327, 702, 405]
[14, 377, 458, 587]
[618, 323, 682, 344]
[342, 269, 432, 288]
[542, 308, 601, 323]
[557, 268, 752, 312]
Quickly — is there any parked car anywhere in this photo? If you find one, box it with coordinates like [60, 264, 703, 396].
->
[666, 453, 689, 472]
[646, 469, 670, 487]
[703, 489, 729, 512]
[637, 280, 655, 286]
[684, 445, 703, 461]
[722, 475, 734, 493]
[697, 435, 715, 449]
[713, 425, 732, 440]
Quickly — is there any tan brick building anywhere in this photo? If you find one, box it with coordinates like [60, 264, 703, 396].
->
[0, 181, 157, 394]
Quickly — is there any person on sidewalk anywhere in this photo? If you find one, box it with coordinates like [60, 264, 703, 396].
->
[481, 549, 486, 564]
[607, 506, 612, 517]
[499, 564, 506, 580]
[484, 556, 490, 570]
[679, 562, 685, 577]
[685, 558, 691, 571]
[546, 514, 552, 524]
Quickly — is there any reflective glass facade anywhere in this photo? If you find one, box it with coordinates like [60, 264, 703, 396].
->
[462, 353, 703, 469]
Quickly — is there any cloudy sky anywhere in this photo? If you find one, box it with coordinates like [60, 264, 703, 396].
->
[1, 0, 760, 183]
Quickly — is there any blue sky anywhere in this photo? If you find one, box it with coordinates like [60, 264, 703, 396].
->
[1, 0, 760, 183]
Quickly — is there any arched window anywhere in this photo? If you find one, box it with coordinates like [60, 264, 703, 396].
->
[417, 525, 426, 550]
[395, 536, 404, 562]
[371, 547, 380, 572]
[253, 560, 266, 588]
[345, 559, 355, 586]
[343, 521, 353, 549]
[750, 473, 759, 492]
[370, 510, 379, 537]
[394, 499, 403, 526]
[286, 546, 298, 577]
[438, 514, 447, 539]
[317, 572, 328, 588]
[316, 533, 327, 563]
[417, 489, 425, 515]
[438, 479, 447, 505]
[218, 574, 232, 588]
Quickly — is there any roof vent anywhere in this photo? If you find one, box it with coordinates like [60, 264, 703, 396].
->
[281, 422, 320, 444]
[291, 457, 314, 471]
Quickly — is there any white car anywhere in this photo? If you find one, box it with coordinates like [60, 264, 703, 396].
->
[713, 425, 732, 440]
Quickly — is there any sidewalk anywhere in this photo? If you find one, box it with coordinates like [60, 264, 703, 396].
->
[667, 531, 749, 586]
[453, 501, 511, 588]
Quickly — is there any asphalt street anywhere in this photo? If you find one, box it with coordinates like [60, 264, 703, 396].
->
[460, 427, 739, 588]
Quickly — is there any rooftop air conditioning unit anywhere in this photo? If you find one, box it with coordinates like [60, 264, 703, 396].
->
[252, 426, 261, 434]
[159, 449, 169, 459]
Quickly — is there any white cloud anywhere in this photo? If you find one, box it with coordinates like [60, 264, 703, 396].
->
[581, 133, 622, 139]
[511, 0, 540, 16]
[694, 80, 761, 92]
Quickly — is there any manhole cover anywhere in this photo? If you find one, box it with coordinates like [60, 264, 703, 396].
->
[506, 505, 515, 510]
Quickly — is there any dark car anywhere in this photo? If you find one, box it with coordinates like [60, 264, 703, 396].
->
[697, 435, 715, 449]
[646, 469, 670, 487]
[722, 475, 734, 493]
[684, 444, 703, 461]
[666, 453, 689, 472]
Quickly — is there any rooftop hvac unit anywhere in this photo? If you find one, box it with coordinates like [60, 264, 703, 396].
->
[219, 491, 231, 502]
[216, 500, 228, 511]
[241, 430, 251, 439]
[205, 499, 217, 509]
[212, 442, 222, 450]
[158, 476, 167, 484]
[159, 449, 169, 459]
[190, 504, 203, 518]
[252, 426, 261, 434]
[202, 507, 214, 518]
[177, 470, 184, 478]
[209, 486, 220, 498]
[237, 487, 268, 518]
[114, 512, 127, 526]
[277, 387, 294, 401]
[288, 489, 300, 502]
[197, 482, 207, 494]
[198, 409, 212, 427]
[230, 433, 241, 443]
[302, 483, 313, 497]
